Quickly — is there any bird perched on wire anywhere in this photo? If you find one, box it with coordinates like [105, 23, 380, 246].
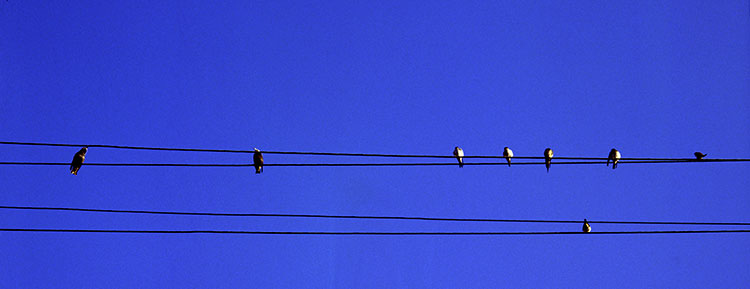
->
[453, 147, 464, 168]
[503, 147, 513, 167]
[607, 148, 621, 169]
[544, 148, 553, 172]
[583, 219, 591, 233]
[253, 148, 264, 174]
[70, 147, 87, 175]
[694, 152, 707, 160]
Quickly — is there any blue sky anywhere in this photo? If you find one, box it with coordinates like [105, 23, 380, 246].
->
[1, 0, 749, 288]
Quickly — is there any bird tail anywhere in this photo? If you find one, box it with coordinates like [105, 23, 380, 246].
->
[459, 162, 463, 168]
[613, 161, 618, 169]
[506, 157, 511, 167]
[546, 162, 550, 173]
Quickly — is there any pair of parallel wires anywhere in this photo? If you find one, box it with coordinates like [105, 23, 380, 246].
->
[2, 141, 749, 167]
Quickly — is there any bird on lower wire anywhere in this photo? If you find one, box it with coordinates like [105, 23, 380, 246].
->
[253, 148, 264, 174]
[694, 152, 707, 160]
[503, 147, 513, 167]
[544, 148, 553, 172]
[453, 147, 464, 168]
[607, 148, 621, 169]
[70, 147, 87, 175]
[583, 219, 591, 233]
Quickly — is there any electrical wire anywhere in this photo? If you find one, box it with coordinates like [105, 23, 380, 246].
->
[1, 228, 749, 235]
[0, 159, 747, 167]
[2, 205, 748, 226]
[0, 141, 734, 160]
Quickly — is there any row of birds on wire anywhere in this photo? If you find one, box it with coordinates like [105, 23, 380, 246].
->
[235, 147, 709, 174]
[67, 147, 710, 175]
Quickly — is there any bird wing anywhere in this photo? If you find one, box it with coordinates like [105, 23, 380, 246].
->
[72, 154, 83, 165]
[70, 154, 83, 171]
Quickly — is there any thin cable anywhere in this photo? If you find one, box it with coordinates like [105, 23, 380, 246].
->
[2, 205, 748, 226]
[0, 160, 747, 167]
[0, 141, 733, 160]
[1, 228, 749, 235]
[0, 141, 252, 153]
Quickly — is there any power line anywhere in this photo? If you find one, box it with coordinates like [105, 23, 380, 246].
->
[2, 205, 748, 226]
[0, 159, 747, 167]
[0, 141, 731, 161]
[0, 141, 253, 154]
[1, 228, 749, 235]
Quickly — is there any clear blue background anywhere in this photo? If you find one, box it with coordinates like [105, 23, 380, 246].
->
[1, 1, 749, 288]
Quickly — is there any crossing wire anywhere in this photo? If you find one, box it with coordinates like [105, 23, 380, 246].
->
[1, 228, 749, 235]
[1, 205, 748, 226]
[0, 141, 732, 161]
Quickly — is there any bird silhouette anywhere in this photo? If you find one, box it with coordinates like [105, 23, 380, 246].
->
[544, 148, 553, 172]
[607, 148, 621, 169]
[503, 147, 513, 167]
[583, 219, 591, 233]
[453, 147, 464, 168]
[694, 152, 707, 160]
[70, 147, 87, 175]
[253, 148, 264, 174]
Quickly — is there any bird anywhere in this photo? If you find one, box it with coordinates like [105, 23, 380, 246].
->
[70, 147, 87, 175]
[253, 148, 264, 174]
[583, 219, 591, 233]
[544, 148, 553, 172]
[453, 147, 464, 168]
[607, 148, 621, 169]
[503, 147, 513, 167]
[694, 152, 707, 160]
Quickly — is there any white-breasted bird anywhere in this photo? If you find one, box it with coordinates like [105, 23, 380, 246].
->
[544, 148, 553, 172]
[70, 147, 87, 175]
[694, 152, 707, 160]
[503, 147, 513, 167]
[253, 148, 264, 174]
[583, 219, 591, 233]
[453, 147, 464, 168]
[607, 148, 621, 169]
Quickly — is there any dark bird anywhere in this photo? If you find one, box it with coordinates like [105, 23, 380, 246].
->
[694, 152, 707, 160]
[453, 147, 464, 168]
[607, 148, 621, 169]
[544, 148, 553, 172]
[503, 147, 513, 167]
[253, 148, 264, 174]
[583, 219, 591, 233]
[70, 147, 87, 175]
